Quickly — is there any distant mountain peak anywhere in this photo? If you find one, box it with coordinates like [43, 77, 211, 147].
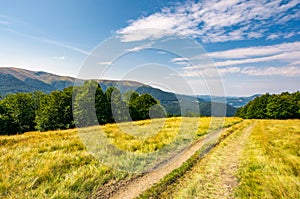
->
[0, 67, 238, 116]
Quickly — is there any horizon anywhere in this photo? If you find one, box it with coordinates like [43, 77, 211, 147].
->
[2, 66, 296, 98]
[1, 0, 300, 96]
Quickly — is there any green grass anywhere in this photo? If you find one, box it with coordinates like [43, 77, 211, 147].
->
[137, 119, 246, 199]
[235, 120, 300, 198]
[96, 117, 242, 152]
[170, 120, 253, 199]
[0, 129, 128, 199]
[5, 117, 296, 198]
[0, 117, 241, 198]
[138, 119, 300, 199]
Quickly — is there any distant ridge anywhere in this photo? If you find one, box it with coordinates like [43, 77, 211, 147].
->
[0, 67, 146, 95]
[0, 67, 238, 116]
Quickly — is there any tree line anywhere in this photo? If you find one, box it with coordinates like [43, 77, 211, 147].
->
[0, 80, 164, 135]
[235, 91, 300, 119]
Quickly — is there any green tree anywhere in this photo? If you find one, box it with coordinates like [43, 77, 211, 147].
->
[266, 93, 297, 119]
[0, 101, 14, 135]
[128, 91, 140, 121]
[129, 93, 157, 120]
[149, 104, 166, 118]
[95, 84, 110, 124]
[73, 81, 99, 127]
[236, 91, 300, 119]
[137, 94, 158, 119]
[3, 93, 36, 133]
[292, 91, 300, 118]
[247, 93, 270, 119]
[106, 87, 128, 122]
[35, 87, 74, 131]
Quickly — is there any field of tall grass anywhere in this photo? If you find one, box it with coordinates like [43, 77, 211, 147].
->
[146, 119, 300, 199]
[0, 117, 241, 198]
[138, 119, 251, 198]
[236, 120, 300, 198]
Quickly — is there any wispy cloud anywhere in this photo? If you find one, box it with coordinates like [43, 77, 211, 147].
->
[207, 42, 300, 59]
[125, 42, 153, 52]
[219, 66, 300, 77]
[212, 51, 300, 67]
[43, 38, 90, 55]
[208, 42, 300, 68]
[117, 0, 300, 43]
[98, 61, 112, 65]
[53, 56, 65, 60]
[267, 32, 298, 40]
[178, 41, 300, 77]
[0, 20, 10, 25]
[183, 65, 300, 78]
[2, 28, 90, 55]
[170, 57, 193, 67]
[0, 15, 11, 25]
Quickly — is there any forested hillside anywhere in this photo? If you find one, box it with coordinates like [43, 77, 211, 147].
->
[0, 67, 146, 95]
[0, 67, 237, 121]
[0, 80, 161, 135]
[235, 91, 300, 119]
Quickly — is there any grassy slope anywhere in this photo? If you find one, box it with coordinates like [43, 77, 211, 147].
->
[149, 120, 300, 199]
[137, 119, 248, 199]
[0, 117, 241, 198]
[0, 129, 128, 199]
[236, 120, 300, 198]
[171, 120, 253, 199]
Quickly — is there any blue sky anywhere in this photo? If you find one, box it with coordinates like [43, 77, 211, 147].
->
[0, 0, 299, 96]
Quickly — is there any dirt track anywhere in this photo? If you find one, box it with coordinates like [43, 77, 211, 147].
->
[170, 122, 254, 198]
[92, 128, 223, 199]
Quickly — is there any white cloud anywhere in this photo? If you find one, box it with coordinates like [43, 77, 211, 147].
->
[171, 57, 190, 62]
[174, 41, 300, 70]
[267, 33, 281, 40]
[183, 66, 300, 77]
[0, 20, 10, 25]
[125, 42, 153, 52]
[117, 0, 300, 43]
[219, 67, 241, 74]
[98, 61, 112, 65]
[43, 38, 90, 55]
[207, 42, 300, 59]
[180, 41, 300, 77]
[3, 28, 90, 55]
[53, 56, 65, 60]
[0, 15, 11, 25]
[266, 31, 298, 40]
[157, 51, 167, 54]
[241, 66, 300, 77]
[291, 60, 300, 65]
[210, 51, 300, 67]
[283, 32, 297, 39]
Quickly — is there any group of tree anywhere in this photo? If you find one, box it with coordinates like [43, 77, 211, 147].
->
[235, 91, 300, 119]
[0, 80, 163, 135]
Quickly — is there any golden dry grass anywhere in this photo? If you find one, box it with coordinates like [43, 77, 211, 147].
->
[0, 117, 241, 198]
[236, 120, 300, 198]
[163, 119, 300, 199]
[157, 120, 253, 198]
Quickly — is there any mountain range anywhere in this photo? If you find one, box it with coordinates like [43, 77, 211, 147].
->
[0, 67, 254, 116]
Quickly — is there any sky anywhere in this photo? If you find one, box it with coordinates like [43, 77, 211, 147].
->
[0, 0, 300, 96]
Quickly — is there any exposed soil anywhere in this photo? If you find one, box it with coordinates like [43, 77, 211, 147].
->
[170, 122, 254, 198]
[92, 128, 223, 199]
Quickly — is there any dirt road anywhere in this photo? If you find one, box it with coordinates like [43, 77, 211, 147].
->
[92, 127, 225, 199]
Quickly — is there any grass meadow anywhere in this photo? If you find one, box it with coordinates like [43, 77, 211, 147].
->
[2, 117, 297, 198]
[236, 120, 300, 198]
[0, 117, 241, 198]
[153, 119, 300, 199]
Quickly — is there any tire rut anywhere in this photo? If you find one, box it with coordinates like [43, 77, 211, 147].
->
[92, 123, 241, 199]
[171, 121, 254, 199]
